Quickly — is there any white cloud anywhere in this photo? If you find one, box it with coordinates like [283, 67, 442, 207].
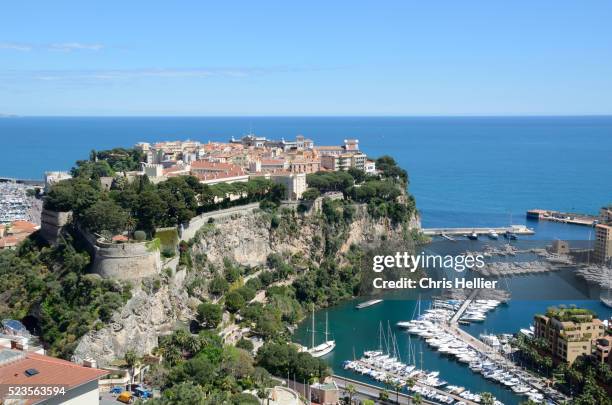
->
[0, 42, 32, 51]
[0, 42, 104, 52]
[49, 42, 104, 52]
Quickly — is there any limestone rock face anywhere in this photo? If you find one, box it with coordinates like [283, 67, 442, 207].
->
[73, 283, 190, 367]
[193, 206, 420, 268]
[74, 205, 420, 365]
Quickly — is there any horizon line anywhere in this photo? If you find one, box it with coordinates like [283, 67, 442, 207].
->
[3, 114, 612, 119]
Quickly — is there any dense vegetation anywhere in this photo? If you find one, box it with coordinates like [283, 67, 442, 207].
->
[0, 237, 131, 358]
[306, 156, 416, 224]
[45, 148, 284, 236]
[140, 329, 327, 405]
[513, 334, 611, 404]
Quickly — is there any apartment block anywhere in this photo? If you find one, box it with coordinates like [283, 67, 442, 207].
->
[534, 308, 605, 364]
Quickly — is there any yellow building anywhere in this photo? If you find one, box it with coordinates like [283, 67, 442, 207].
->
[534, 308, 605, 364]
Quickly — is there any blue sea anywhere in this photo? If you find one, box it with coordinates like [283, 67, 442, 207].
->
[2, 116, 612, 404]
[1, 116, 611, 230]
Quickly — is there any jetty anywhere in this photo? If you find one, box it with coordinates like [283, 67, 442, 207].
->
[449, 290, 479, 323]
[422, 225, 534, 237]
[526, 209, 598, 227]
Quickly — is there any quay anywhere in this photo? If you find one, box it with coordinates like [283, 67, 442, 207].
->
[439, 296, 571, 404]
[526, 209, 598, 227]
[334, 369, 478, 405]
[422, 225, 534, 237]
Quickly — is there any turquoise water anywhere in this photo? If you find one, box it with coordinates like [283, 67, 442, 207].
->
[2, 116, 612, 404]
[293, 295, 610, 405]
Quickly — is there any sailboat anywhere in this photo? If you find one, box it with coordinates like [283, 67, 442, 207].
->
[308, 311, 336, 357]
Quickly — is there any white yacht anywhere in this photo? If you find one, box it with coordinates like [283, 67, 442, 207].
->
[307, 311, 335, 357]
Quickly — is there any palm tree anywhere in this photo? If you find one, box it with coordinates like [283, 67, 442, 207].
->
[412, 392, 422, 405]
[392, 380, 403, 404]
[345, 384, 356, 404]
[124, 350, 139, 385]
[480, 392, 494, 405]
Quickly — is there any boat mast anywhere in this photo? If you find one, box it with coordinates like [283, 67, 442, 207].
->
[378, 322, 383, 352]
[311, 308, 315, 349]
[324, 312, 329, 342]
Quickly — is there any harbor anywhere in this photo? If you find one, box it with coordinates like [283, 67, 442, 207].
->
[0, 181, 41, 224]
[294, 272, 611, 405]
[341, 294, 570, 404]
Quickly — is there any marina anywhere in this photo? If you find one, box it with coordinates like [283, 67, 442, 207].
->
[0, 181, 41, 224]
[392, 295, 569, 404]
[293, 279, 606, 405]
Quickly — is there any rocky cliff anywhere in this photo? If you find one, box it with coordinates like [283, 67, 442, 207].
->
[74, 204, 420, 365]
[73, 272, 192, 367]
[193, 205, 420, 268]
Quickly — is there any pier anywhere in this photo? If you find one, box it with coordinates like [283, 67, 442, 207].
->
[449, 290, 479, 323]
[526, 209, 598, 227]
[437, 296, 572, 404]
[422, 225, 534, 237]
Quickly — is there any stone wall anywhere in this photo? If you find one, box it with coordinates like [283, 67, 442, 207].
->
[39, 209, 72, 245]
[180, 202, 261, 241]
[92, 240, 161, 280]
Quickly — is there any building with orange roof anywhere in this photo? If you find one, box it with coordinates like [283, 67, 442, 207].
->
[0, 220, 39, 250]
[0, 346, 108, 404]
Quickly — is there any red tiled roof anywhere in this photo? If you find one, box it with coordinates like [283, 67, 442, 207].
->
[261, 159, 285, 165]
[0, 348, 108, 404]
[191, 160, 242, 171]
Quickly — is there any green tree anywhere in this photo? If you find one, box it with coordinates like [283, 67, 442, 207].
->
[81, 199, 128, 234]
[225, 291, 246, 313]
[301, 188, 320, 201]
[208, 275, 229, 296]
[345, 384, 356, 404]
[236, 338, 254, 352]
[480, 392, 494, 405]
[196, 302, 222, 329]
[124, 350, 139, 384]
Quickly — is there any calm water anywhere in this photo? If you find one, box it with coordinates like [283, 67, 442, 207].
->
[2, 116, 612, 404]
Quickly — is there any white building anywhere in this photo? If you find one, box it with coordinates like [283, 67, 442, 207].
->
[365, 160, 377, 174]
[270, 172, 307, 200]
[44, 171, 72, 192]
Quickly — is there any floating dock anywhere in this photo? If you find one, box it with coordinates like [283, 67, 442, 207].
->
[422, 225, 534, 237]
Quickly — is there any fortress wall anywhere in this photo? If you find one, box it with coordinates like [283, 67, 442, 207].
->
[180, 202, 260, 241]
[40, 209, 72, 245]
[92, 240, 161, 280]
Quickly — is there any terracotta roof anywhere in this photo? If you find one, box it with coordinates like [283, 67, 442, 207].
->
[0, 221, 39, 249]
[0, 347, 108, 404]
[191, 160, 242, 171]
[315, 146, 343, 150]
[261, 159, 285, 165]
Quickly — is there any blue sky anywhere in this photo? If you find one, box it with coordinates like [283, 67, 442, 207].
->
[1, 1, 611, 116]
